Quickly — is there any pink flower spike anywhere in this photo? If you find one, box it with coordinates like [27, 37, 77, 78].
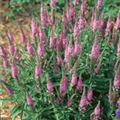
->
[37, 42, 44, 58]
[49, 34, 55, 48]
[9, 44, 15, 55]
[26, 94, 34, 106]
[76, 78, 82, 92]
[59, 75, 68, 95]
[70, 72, 77, 87]
[47, 79, 54, 93]
[94, 101, 100, 117]
[11, 63, 18, 79]
[50, 0, 56, 9]
[74, 40, 81, 56]
[87, 88, 93, 102]
[3, 57, 9, 68]
[27, 43, 33, 57]
[96, 0, 102, 9]
[91, 39, 100, 59]
[81, 0, 86, 15]
[0, 46, 7, 58]
[35, 64, 41, 80]
[116, 11, 120, 30]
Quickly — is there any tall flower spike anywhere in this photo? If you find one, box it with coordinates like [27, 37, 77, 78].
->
[70, 71, 77, 87]
[26, 93, 34, 106]
[35, 64, 41, 80]
[81, 0, 86, 15]
[11, 62, 18, 79]
[79, 17, 84, 30]
[49, 34, 55, 48]
[56, 51, 62, 66]
[27, 43, 33, 57]
[117, 40, 120, 57]
[39, 29, 46, 45]
[74, 40, 81, 56]
[62, 37, 67, 49]
[68, 40, 74, 56]
[76, 78, 82, 92]
[50, 0, 56, 9]
[94, 101, 101, 118]
[91, 38, 100, 59]
[92, 18, 99, 32]
[116, 11, 120, 30]
[73, 22, 79, 38]
[59, 75, 68, 95]
[47, 79, 54, 93]
[106, 16, 112, 32]
[9, 44, 15, 55]
[37, 42, 44, 58]
[87, 87, 93, 102]
[79, 88, 88, 112]
[40, 4, 47, 27]
[96, 0, 102, 9]
[3, 57, 9, 68]
[0, 46, 7, 58]
[62, 14, 67, 26]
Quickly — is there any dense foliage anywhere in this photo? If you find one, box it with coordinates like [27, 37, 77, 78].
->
[1, 0, 120, 120]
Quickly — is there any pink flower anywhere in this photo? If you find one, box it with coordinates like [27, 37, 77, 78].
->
[62, 14, 67, 26]
[56, 52, 62, 66]
[31, 19, 38, 37]
[79, 18, 84, 30]
[114, 73, 120, 89]
[64, 47, 69, 63]
[9, 44, 15, 55]
[27, 43, 33, 57]
[0, 46, 7, 58]
[50, 0, 56, 9]
[73, 0, 79, 5]
[74, 40, 81, 56]
[37, 42, 44, 58]
[41, 5, 47, 27]
[96, 0, 102, 9]
[56, 36, 62, 50]
[68, 40, 74, 56]
[39, 29, 46, 45]
[94, 101, 100, 117]
[106, 16, 112, 32]
[11, 63, 18, 79]
[116, 11, 120, 30]
[65, 98, 72, 108]
[59, 75, 68, 95]
[73, 22, 79, 38]
[79, 91, 88, 110]
[87, 88, 93, 102]
[49, 34, 55, 48]
[81, 0, 86, 15]
[76, 79, 82, 92]
[70, 72, 77, 86]
[91, 40, 100, 58]
[35, 64, 41, 80]
[3, 57, 9, 68]
[26, 94, 34, 106]
[47, 79, 54, 93]
[117, 41, 120, 57]
[92, 18, 99, 32]
[48, 14, 54, 25]
[62, 37, 67, 49]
